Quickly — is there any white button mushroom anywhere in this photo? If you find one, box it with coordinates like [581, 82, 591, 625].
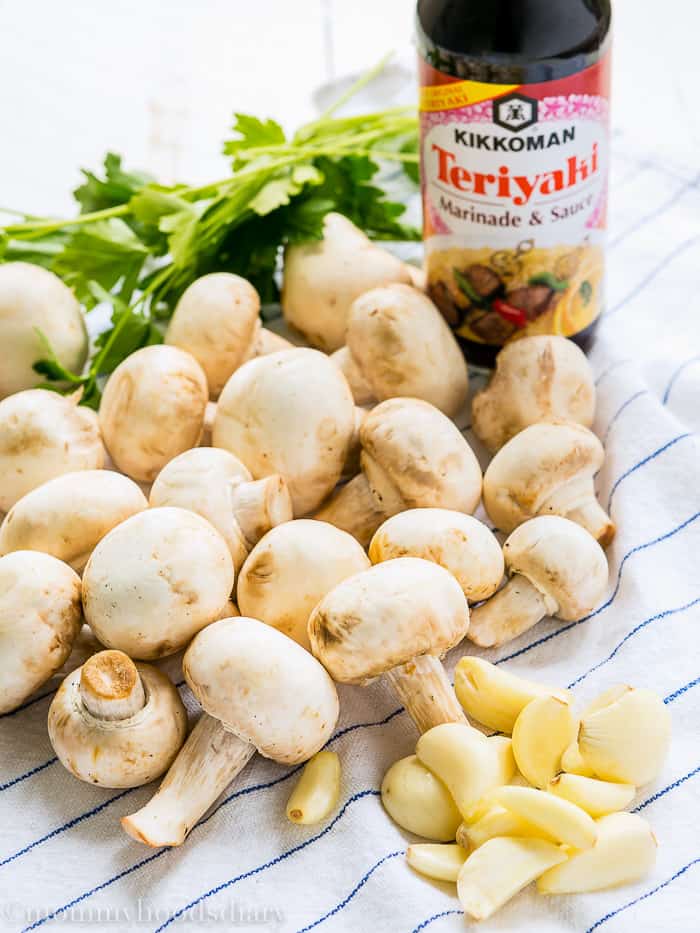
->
[82, 507, 235, 659]
[0, 551, 82, 713]
[0, 470, 148, 571]
[468, 516, 608, 648]
[314, 398, 483, 546]
[331, 348, 376, 407]
[369, 509, 504, 604]
[237, 519, 371, 649]
[98, 345, 209, 483]
[165, 273, 292, 398]
[472, 336, 596, 452]
[281, 212, 413, 352]
[0, 389, 105, 513]
[483, 421, 615, 545]
[213, 348, 355, 516]
[338, 284, 469, 418]
[149, 447, 292, 573]
[0, 262, 88, 400]
[121, 616, 339, 846]
[308, 558, 470, 734]
[48, 649, 187, 787]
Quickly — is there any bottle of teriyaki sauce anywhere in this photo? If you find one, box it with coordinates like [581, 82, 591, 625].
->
[416, 0, 612, 367]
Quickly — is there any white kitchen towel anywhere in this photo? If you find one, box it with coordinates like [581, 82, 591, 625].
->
[2, 103, 700, 933]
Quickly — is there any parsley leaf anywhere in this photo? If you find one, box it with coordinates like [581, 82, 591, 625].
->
[74, 152, 153, 214]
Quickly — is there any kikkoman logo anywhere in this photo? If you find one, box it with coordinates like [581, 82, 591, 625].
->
[493, 93, 539, 132]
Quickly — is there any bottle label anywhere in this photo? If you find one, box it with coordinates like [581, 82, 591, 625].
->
[419, 54, 611, 347]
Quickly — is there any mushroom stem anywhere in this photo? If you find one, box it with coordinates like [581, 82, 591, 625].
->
[385, 654, 468, 733]
[565, 501, 616, 547]
[230, 476, 292, 549]
[314, 474, 387, 546]
[121, 714, 255, 847]
[79, 651, 146, 721]
[468, 575, 550, 648]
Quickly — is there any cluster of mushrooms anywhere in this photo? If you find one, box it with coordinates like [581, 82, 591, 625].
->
[0, 213, 618, 860]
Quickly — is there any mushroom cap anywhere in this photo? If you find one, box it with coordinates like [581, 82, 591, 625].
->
[149, 447, 255, 571]
[183, 616, 339, 764]
[308, 557, 470, 685]
[503, 516, 608, 620]
[483, 422, 605, 533]
[213, 348, 355, 515]
[237, 519, 370, 649]
[98, 344, 208, 483]
[0, 389, 104, 513]
[369, 509, 504, 603]
[0, 551, 82, 714]
[347, 284, 469, 417]
[282, 213, 412, 352]
[0, 262, 88, 400]
[472, 336, 595, 452]
[48, 656, 187, 787]
[0, 470, 148, 571]
[360, 398, 482, 516]
[82, 507, 234, 659]
[165, 272, 260, 398]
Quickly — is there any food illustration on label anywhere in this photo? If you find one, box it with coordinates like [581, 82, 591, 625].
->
[420, 58, 610, 347]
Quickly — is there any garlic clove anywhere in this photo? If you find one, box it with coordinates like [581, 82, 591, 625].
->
[492, 785, 598, 850]
[381, 754, 461, 841]
[454, 656, 571, 734]
[457, 805, 558, 850]
[537, 812, 657, 893]
[286, 751, 341, 825]
[578, 686, 671, 785]
[512, 695, 578, 788]
[561, 741, 596, 776]
[407, 843, 468, 882]
[458, 836, 567, 920]
[547, 773, 635, 818]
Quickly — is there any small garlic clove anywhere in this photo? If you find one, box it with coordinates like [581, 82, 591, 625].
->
[512, 694, 578, 788]
[381, 755, 461, 841]
[286, 751, 341, 825]
[578, 686, 671, 785]
[457, 805, 558, 849]
[457, 836, 567, 920]
[537, 812, 657, 893]
[406, 843, 468, 882]
[492, 785, 598, 850]
[454, 656, 571, 734]
[561, 741, 595, 776]
[547, 773, 635, 818]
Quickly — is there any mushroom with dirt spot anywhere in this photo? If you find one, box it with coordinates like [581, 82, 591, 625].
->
[82, 507, 235, 660]
[237, 519, 370, 649]
[468, 515, 608, 648]
[98, 344, 209, 483]
[308, 557, 470, 734]
[0, 550, 83, 714]
[0, 389, 105, 513]
[48, 649, 187, 787]
[149, 447, 292, 573]
[121, 616, 339, 846]
[483, 421, 615, 545]
[472, 335, 595, 453]
[314, 398, 482, 547]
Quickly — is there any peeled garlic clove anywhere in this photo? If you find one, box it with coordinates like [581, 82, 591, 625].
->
[381, 754, 461, 841]
[458, 836, 567, 920]
[493, 785, 598, 850]
[537, 812, 657, 893]
[583, 684, 631, 715]
[578, 686, 671, 785]
[458, 805, 558, 849]
[512, 695, 577, 788]
[489, 734, 518, 784]
[416, 723, 513, 821]
[561, 741, 595, 777]
[454, 657, 571, 734]
[286, 751, 341, 825]
[407, 843, 468, 882]
[547, 773, 635, 818]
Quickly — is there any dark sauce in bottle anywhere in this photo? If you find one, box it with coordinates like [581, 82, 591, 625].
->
[416, 1, 612, 367]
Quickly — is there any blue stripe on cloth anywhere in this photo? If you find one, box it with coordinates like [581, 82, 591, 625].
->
[663, 355, 700, 404]
[0, 757, 56, 793]
[664, 675, 700, 704]
[294, 850, 404, 933]
[634, 764, 700, 813]
[602, 389, 650, 444]
[498, 510, 700, 664]
[608, 173, 700, 249]
[586, 857, 700, 932]
[595, 359, 632, 386]
[567, 595, 700, 689]
[607, 433, 694, 510]
[409, 910, 463, 933]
